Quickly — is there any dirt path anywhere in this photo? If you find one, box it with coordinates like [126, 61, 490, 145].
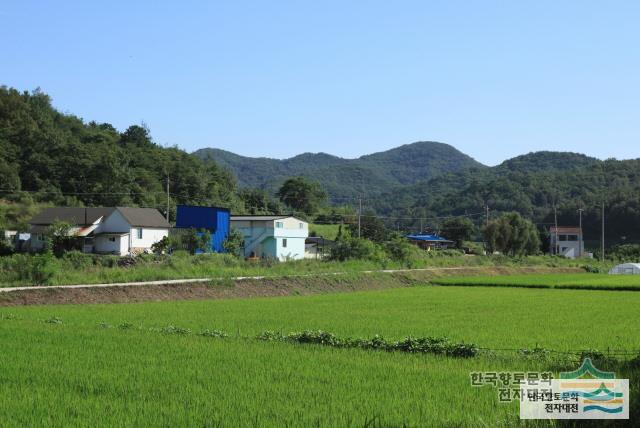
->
[0, 266, 583, 307]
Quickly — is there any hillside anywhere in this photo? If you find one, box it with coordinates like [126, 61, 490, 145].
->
[368, 153, 640, 243]
[3, 86, 639, 245]
[494, 151, 599, 173]
[0, 87, 243, 226]
[193, 142, 485, 199]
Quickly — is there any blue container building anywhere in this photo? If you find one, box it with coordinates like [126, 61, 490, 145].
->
[175, 205, 230, 253]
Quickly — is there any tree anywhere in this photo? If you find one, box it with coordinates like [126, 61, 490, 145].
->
[328, 237, 386, 262]
[223, 228, 244, 256]
[276, 177, 327, 216]
[151, 236, 170, 254]
[184, 228, 212, 254]
[348, 211, 388, 243]
[47, 220, 76, 256]
[440, 217, 475, 248]
[484, 212, 540, 256]
[239, 188, 282, 214]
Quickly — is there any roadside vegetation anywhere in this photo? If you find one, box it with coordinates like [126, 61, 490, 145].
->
[0, 248, 609, 288]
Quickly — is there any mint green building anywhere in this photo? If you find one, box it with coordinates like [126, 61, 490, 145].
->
[230, 215, 308, 261]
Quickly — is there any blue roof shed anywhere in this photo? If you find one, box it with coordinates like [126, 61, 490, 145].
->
[175, 205, 230, 253]
[405, 234, 452, 242]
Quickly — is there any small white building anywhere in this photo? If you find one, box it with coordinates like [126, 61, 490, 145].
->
[28, 207, 170, 255]
[550, 226, 584, 259]
[609, 263, 640, 275]
[230, 215, 308, 261]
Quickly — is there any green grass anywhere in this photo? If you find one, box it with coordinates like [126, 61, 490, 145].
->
[309, 223, 343, 240]
[0, 250, 609, 287]
[2, 286, 640, 426]
[432, 273, 640, 291]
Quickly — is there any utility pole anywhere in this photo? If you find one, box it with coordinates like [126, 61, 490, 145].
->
[420, 217, 423, 234]
[578, 208, 584, 258]
[166, 174, 170, 222]
[485, 205, 489, 228]
[601, 202, 605, 262]
[357, 197, 362, 238]
[553, 205, 558, 255]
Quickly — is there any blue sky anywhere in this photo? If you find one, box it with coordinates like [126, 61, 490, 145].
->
[2, 1, 639, 165]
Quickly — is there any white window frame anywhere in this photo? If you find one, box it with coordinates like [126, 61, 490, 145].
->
[137, 228, 143, 239]
[276, 221, 284, 228]
[282, 238, 287, 248]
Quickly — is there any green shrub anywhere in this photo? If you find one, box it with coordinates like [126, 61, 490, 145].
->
[583, 264, 604, 273]
[151, 236, 170, 254]
[198, 329, 229, 338]
[328, 238, 387, 263]
[61, 251, 96, 270]
[30, 253, 57, 285]
[159, 325, 192, 335]
[383, 236, 419, 265]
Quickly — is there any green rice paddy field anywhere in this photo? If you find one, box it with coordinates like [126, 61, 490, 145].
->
[2, 282, 639, 426]
[432, 273, 640, 290]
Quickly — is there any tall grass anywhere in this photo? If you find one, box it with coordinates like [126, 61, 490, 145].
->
[0, 250, 609, 287]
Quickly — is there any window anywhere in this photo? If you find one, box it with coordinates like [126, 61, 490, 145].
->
[299, 222, 304, 229]
[559, 235, 568, 241]
[137, 229, 143, 239]
[567, 235, 578, 241]
[276, 221, 284, 228]
[282, 238, 287, 248]
[109, 237, 116, 242]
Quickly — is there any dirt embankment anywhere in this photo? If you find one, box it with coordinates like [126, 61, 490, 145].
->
[0, 266, 582, 307]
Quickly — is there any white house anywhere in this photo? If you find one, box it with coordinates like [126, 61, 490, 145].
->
[230, 215, 308, 261]
[549, 226, 584, 259]
[28, 207, 170, 255]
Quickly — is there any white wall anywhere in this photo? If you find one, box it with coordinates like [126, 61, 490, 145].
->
[273, 217, 308, 238]
[100, 210, 130, 233]
[95, 235, 129, 255]
[129, 227, 168, 251]
[276, 236, 305, 261]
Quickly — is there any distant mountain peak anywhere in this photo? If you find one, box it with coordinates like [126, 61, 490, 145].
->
[193, 142, 485, 198]
[496, 151, 599, 173]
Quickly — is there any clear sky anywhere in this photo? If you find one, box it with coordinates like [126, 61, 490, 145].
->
[2, 1, 639, 165]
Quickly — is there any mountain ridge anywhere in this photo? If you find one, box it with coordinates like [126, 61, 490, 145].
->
[194, 141, 486, 198]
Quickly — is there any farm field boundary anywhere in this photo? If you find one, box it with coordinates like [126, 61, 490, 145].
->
[0, 266, 580, 307]
[432, 273, 640, 291]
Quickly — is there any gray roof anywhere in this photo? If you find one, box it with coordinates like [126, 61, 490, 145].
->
[29, 206, 170, 228]
[230, 215, 289, 221]
[116, 207, 171, 228]
[29, 207, 115, 226]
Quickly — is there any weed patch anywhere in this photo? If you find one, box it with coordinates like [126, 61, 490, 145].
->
[256, 330, 479, 358]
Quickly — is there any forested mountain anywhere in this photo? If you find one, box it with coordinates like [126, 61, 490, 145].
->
[494, 151, 599, 173]
[193, 142, 484, 198]
[2, 86, 639, 246]
[0, 87, 243, 220]
[368, 155, 640, 243]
